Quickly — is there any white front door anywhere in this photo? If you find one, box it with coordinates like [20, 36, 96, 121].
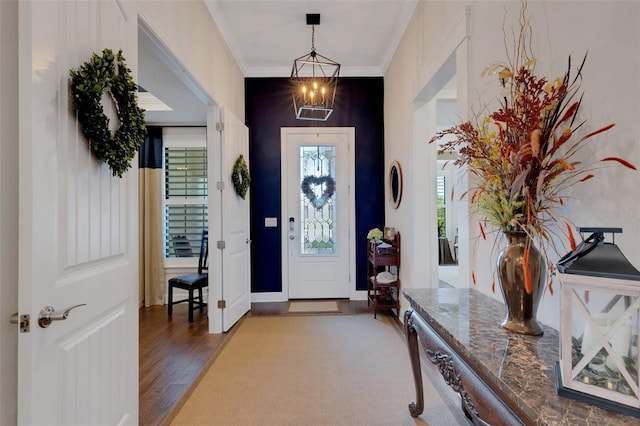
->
[281, 127, 355, 299]
[209, 108, 251, 332]
[17, 1, 138, 424]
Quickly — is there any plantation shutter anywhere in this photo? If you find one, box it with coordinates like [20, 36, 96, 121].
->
[163, 130, 208, 258]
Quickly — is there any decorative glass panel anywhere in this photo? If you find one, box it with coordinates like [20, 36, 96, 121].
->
[299, 145, 337, 255]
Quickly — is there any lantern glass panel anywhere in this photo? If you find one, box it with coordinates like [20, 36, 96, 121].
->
[557, 229, 640, 415]
[559, 276, 640, 412]
[569, 288, 639, 397]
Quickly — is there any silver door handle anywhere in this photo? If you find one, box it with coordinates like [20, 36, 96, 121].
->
[38, 304, 86, 328]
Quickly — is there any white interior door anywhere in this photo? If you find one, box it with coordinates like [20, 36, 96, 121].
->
[211, 108, 251, 332]
[17, 2, 138, 424]
[281, 127, 355, 299]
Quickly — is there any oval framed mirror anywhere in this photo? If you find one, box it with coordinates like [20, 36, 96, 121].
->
[388, 160, 403, 209]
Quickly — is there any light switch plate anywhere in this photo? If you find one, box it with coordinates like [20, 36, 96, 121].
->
[265, 217, 278, 227]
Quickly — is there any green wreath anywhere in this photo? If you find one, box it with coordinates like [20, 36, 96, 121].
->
[69, 48, 146, 178]
[232, 155, 251, 199]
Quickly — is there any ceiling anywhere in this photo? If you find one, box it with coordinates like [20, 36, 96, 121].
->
[205, 0, 418, 77]
[139, 0, 418, 124]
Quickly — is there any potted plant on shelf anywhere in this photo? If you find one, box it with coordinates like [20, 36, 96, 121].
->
[367, 227, 383, 243]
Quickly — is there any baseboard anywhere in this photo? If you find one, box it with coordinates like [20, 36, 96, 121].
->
[251, 292, 286, 303]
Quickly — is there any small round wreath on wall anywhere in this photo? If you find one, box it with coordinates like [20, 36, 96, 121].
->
[69, 48, 146, 178]
[232, 155, 251, 199]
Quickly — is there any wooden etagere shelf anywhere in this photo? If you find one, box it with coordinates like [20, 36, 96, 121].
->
[366, 232, 400, 318]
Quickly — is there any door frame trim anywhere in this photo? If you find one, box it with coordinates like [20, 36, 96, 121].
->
[280, 127, 357, 301]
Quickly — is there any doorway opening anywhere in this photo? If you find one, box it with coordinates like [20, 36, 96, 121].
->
[137, 20, 209, 313]
[411, 9, 471, 291]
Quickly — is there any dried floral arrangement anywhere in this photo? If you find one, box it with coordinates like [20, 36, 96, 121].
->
[429, 2, 636, 294]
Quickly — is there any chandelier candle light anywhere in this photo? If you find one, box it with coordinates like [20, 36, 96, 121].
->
[291, 14, 340, 121]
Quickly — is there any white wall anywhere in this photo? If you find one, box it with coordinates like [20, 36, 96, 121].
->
[138, 1, 245, 121]
[0, 1, 244, 424]
[386, 0, 640, 330]
[385, 0, 470, 306]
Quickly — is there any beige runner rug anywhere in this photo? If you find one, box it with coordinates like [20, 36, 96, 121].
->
[169, 315, 467, 426]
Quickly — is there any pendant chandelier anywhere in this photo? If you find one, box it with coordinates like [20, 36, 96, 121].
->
[291, 14, 340, 121]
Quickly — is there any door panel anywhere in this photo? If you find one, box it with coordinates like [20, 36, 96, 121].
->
[18, 1, 138, 424]
[219, 109, 251, 332]
[282, 128, 354, 299]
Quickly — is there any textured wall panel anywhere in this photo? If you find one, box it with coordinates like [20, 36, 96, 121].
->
[57, 306, 127, 425]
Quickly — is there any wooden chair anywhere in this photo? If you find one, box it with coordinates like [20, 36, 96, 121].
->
[168, 230, 208, 322]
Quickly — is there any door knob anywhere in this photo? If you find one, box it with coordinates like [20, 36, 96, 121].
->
[38, 304, 86, 328]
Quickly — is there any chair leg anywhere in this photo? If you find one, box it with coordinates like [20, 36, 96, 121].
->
[198, 287, 205, 312]
[168, 284, 173, 317]
[188, 288, 194, 322]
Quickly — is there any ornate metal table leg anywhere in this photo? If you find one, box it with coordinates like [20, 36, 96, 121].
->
[404, 308, 424, 417]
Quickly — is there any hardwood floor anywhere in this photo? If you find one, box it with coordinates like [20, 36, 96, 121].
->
[139, 299, 374, 425]
[139, 304, 221, 426]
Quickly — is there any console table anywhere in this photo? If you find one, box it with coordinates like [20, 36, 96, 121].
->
[403, 288, 634, 425]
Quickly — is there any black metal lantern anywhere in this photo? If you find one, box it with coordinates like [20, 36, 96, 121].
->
[556, 228, 640, 418]
[290, 14, 340, 121]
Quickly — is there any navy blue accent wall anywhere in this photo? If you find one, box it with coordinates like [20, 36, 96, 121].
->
[139, 126, 163, 169]
[245, 77, 385, 294]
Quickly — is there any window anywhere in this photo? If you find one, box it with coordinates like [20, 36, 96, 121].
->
[436, 175, 447, 238]
[163, 128, 208, 259]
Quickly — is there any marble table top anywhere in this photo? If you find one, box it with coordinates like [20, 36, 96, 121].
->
[403, 288, 636, 426]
